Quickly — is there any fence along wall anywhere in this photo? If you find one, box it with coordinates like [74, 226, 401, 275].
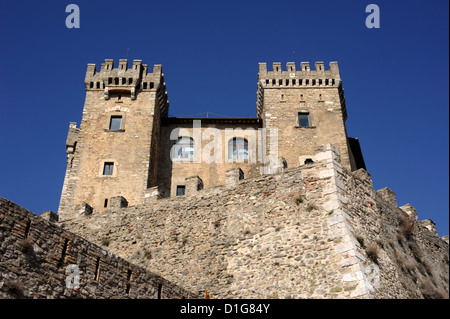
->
[0, 197, 196, 299]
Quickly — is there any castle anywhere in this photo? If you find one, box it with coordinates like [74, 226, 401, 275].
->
[1, 59, 448, 299]
[58, 59, 365, 220]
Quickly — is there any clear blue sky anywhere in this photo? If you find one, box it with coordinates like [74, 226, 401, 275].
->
[0, 0, 448, 236]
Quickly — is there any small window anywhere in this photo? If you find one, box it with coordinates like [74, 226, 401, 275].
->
[109, 116, 122, 130]
[176, 186, 185, 196]
[94, 257, 101, 282]
[104, 198, 108, 208]
[114, 78, 119, 85]
[298, 112, 310, 127]
[103, 162, 114, 176]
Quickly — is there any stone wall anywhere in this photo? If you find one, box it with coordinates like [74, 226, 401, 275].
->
[339, 168, 449, 298]
[158, 119, 262, 197]
[8, 144, 446, 299]
[0, 197, 197, 299]
[60, 144, 448, 298]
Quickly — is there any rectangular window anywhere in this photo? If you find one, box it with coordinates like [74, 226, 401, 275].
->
[176, 186, 185, 196]
[103, 162, 114, 176]
[298, 113, 310, 127]
[109, 116, 122, 130]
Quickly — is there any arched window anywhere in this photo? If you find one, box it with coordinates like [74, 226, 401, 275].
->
[228, 137, 248, 160]
[173, 137, 194, 159]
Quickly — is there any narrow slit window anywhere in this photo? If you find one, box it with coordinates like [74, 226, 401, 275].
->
[157, 284, 162, 299]
[57, 238, 69, 268]
[24, 220, 31, 238]
[109, 115, 122, 130]
[103, 162, 114, 176]
[94, 257, 101, 281]
[104, 198, 108, 208]
[125, 269, 132, 294]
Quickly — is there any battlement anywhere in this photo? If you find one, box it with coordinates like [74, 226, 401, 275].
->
[258, 61, 341, 88]
[84, 59, 166, 99]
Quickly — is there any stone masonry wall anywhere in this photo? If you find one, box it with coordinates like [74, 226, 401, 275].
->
[0, 197, 197, 299]
[340, 168, 449, 298]
[59, 145, 449, 299]
[158, 121, 262, 198]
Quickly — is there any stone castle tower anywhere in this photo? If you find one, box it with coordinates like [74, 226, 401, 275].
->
[58, 59, 169, 221]
[257, 61, 362, 171]
[58, 59, 365, 220]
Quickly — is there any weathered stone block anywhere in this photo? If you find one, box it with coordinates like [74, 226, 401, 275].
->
[109, 196, 128, 209]
[419, 219, 438, 237]
[40, 211, 59, 223]
[376, 187, 397, 207]
[75, 203, 93, 216]
[399, 204, 418, 223]
[185, 176, 203, 195]
[225, 168, 244, 186]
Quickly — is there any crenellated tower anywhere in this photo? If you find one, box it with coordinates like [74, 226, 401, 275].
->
[58, 59, 169, 221]
[257, 61, 362, 171]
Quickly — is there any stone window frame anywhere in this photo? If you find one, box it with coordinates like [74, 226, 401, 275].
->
[105, 112, 126, 132]
[294, 109, 316, 128]
[171, 136, 195, 163]
[225, 136, 249, 164]
[98, 159, 118, 177]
